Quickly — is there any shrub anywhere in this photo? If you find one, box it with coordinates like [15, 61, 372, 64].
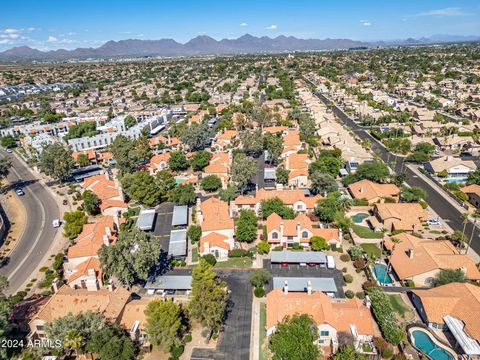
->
[340, 254, 350, 262]
[356, 291, 365, 299]
[344, 274, 353, 283]
[187, 225, 202, 244]
[254, 286, 265, 298]
[202, 254, 217, 266]
[382, 346, 394, 359]
[184, 334, 192, 343]
[406, 280, 415, 287]
[362, 280, 376, 290]
[257, 241, 270, 254]
[374, 337, 389, 352]
[291, 243, 303, 250]
[353, 258, 366, 269]
[349, 245, 363, 260]
[272, 245, 283, 251]
[353, 198, 369, 206]
[367, 287, 403, 345]
[170, 344, 184, 359]
[345, 290, 355, 299]
[342, 267, 348, 273]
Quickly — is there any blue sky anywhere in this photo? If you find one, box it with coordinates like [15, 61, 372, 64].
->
[0, 0, 479, 51]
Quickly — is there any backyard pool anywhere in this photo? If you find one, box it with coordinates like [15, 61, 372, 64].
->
[175, 178, 186, 184]
[373, 264, 393, 285]
[411, 330, 454, 360]
[351, 213, 369, 223]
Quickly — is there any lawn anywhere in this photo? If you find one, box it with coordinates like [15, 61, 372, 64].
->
[360, 244, 382, 258]
[214, 257, 253, 268]
[388, 294, 412, 318]
[259, 303, 267, 360]
[191, 247, 199, 263]
[352, 224, 384, 239]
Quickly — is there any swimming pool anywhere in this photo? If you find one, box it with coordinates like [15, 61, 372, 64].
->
[411, 330, 454, 360]
[175, 178, 186, 184]
[373, 264, 393, 285]
[351, 213, 369, 223]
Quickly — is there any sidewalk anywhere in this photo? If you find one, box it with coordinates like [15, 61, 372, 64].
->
[250, 295, 266, 360]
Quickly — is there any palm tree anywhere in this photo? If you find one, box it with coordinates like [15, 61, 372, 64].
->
[465, 214, 479, 255]
[64, 329, 83, 354]
[385, 236, 402, 284]
[460, 213, 469, 249]
[337, 196, 353, 212]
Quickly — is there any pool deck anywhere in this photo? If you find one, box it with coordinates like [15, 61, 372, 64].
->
[408, 327, 458, 360]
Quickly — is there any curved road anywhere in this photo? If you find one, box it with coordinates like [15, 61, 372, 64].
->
[0, 151, 60, 295]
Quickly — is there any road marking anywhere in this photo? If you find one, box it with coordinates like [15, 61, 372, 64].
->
[6, 165, 47, 282]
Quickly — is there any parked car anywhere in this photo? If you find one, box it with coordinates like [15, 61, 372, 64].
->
[280, 262, 289, 267]
[6, 148, 12, 153]
[427, 219, 440, 226]
[15, 188, 24, 196]
[52, 219, 61, 228]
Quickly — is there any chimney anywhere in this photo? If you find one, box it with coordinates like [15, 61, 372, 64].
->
[108, 280, 115, 292]
[359, 187, 364, 194]
[284, 280, 288, 294]
[280, 222, 284, 240]
[297, 222, 301, 239]
[52, 278, 60, 293]
[408, 248, 414, 259]
[105, 226, 112, 237]
[103, 234, 110, 246]
[339, 228, 343, 241]
[307, 280, 312, 295]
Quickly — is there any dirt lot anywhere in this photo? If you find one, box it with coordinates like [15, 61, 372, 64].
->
[0, 189, 27, 257]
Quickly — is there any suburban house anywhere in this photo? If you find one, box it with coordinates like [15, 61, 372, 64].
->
[203, 151, 231, 188]
[82, 173, 128, 216]
[196, 197, 235, 260]
[266, 288, 378, 353]
[28, 285, 130, 340]
[233, 189, 322, 216]
[212, 129, 238, 150]
[384, 233, 480, 286]
[424, 156, 476, 182]
[148, 153, 171, 174]
[64, 215, 118, 289]
[433, 134, 474, 151]
[348, 179, 400, 204]
[369, 203, 428, 232]
[148, 134, 180, 150]
[281, 130, 302, 158]
[461, 184, 480, 209]
[411, 283, 480, 356]
[285, 153, 311, 188]
[266, 213, 341, 248]
[120, 298, 151, 346]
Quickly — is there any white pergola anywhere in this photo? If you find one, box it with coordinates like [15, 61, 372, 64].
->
[443, 315, 480, 357]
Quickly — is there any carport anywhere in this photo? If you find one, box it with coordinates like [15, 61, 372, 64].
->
[136, 209, 156, 231]
[172, 205, 188, 227]
[270, 250, 327, 267]
[144, 275, 192, 295]
[273, 277, 338, 296]
[168, 229, 187, 258]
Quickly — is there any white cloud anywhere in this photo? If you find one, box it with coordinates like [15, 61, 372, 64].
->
[47, 36, 58, 43]
[414, 7, 465, 17]
[266, 24, 277, 30]
[4, 28, 21, 34]
[0, 39, 14, 44]
[0, 33, 20, 39]
[67, 32, 76, 36]
[240, 22, 248, 27]
[119, 31, 132, 34]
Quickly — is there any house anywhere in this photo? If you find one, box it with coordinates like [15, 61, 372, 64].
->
[384, 233, 480, 286]
[285, 153, 311, 188]
[28, 285, 130, 340]
[461, 184, 480, 208]
[266, 213, 341, 248]
[212, 130, 238, 150]
[149, 135, 179, 149]
[370, 203, 427, 232]
[148, 153, 171, 174]
[82, 174, 128, 216]
[120, 299, 151, 346]
[203, 151, 231, 188]
[266, 288, 378, 353]
[196, 197, 234, 260]
[411, 283, 480, 356]
[233, 188, 322, 216]
[433, 135, 474, 151]
[348, 179, 400, 204]
[424, 156, 476, 182]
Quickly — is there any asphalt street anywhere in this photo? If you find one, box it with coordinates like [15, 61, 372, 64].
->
[313, 91, 480, 255]
[0, 151, 60, 295]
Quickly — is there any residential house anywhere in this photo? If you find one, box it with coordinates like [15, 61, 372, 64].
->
[461, 184, 480, 209]
[370, 203, 427, 232]
[266, 288, 378, 353]
[384, 233, 480, 286]
[82, 174, 128, 216]
[148, 153, 171, 174]
[348, 179, 400, 204]
[424, 156, 476, 182]
[433, 135, 474, 151]
[203, 151, 231, 188]
[285, 153, 311, 188]
[120, 299, 151, 346]
[196, 197, 234, 260]
[212, 130, 238, 151]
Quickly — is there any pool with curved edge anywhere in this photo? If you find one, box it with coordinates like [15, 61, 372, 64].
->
[351, 213, 369, 223]
[410, 328, 456, 360]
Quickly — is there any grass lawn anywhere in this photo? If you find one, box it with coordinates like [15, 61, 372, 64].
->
[191, 247, 199, 263]
[388, 294, 412, 318]
[360, 244, 382, 258]
[352, 224, 384, 239]
[259, 303, 267, 360]
[214, 257, 253, 268]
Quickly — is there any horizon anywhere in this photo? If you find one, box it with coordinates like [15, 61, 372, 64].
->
[0, 0, 479, 52]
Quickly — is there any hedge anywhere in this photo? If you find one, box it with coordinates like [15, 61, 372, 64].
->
[367, 287, 403, 345]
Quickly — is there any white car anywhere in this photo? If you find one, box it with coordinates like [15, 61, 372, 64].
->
[15, 188, 24, 196]
[427, 219, 440, 226]
[6, 149, 12, 153]
[52, 219, 61, 228]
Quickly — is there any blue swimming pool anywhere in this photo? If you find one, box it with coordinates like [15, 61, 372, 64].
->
[411, 330, 454, 360]
[175, 178, 186, 184]
[373, 264, 393, 284]
[351, 213, 369, 223]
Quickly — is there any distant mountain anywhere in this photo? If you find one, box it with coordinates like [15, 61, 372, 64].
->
[0, 33, 479, 61]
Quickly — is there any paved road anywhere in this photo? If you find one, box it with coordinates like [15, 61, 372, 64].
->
[0, 151, 60, 295]
[313, 90, 480, 255]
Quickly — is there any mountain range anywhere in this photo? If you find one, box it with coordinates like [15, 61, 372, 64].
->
[0, 33, 479, 61]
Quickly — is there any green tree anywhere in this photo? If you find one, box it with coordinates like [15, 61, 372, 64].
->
[334, 345, 366, 360]
[109, 135, 138, 175]
[414, 142, 435, 156]
[257, 241, 270, 254]
[190, 150, 211, 171]
[98, 228, 161, 285]
[467, 168, 480, 185]
[232, 153, 257, 193]
[309, 151, 343, 177]
[310, 172, 338, 195]
[124, 115, 137, 128]
[201, 175, 222, 192]
[276, 167, 290, 186]
[435, 269, 466, 286]
[260, 198, 295, 219]
[181, 122, 212, 151]
[311, 236, 329, 251]
[63, 210, 88, 238]
[187, 225, 202, 243]
[63, 121, 98, 140]
[82, 190, 101, 215]
[263, 133, 283, 164]
[384, 138, 412, 155]
[250, 269, 270, 288]
[315, 193, 341, 223]
[0, 135, 16, 149]
[39, 143, 74, 180]
[0, 298, 11, 360]
[145, 299, 183, 351]
[236, 209, 257, 243]
[0, 157, 11, 185]
[269, 314, 319, 360]
[168, 151, 189, 171]
[349, 245, 364, 260]
[355, 161, 389, 183]
[241, 129, 264, 157]
[155, 170, 177, 201]
[298, 114, 316, 143]
[188, 259, 228, 333]
[86, 326, 136, 360]
[121, 171, 162, 207]
[218, 183, 237, 203]
[400, 186, 427, 202]
[76, 153, 90, 167]
[168, 184, 196, 205]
